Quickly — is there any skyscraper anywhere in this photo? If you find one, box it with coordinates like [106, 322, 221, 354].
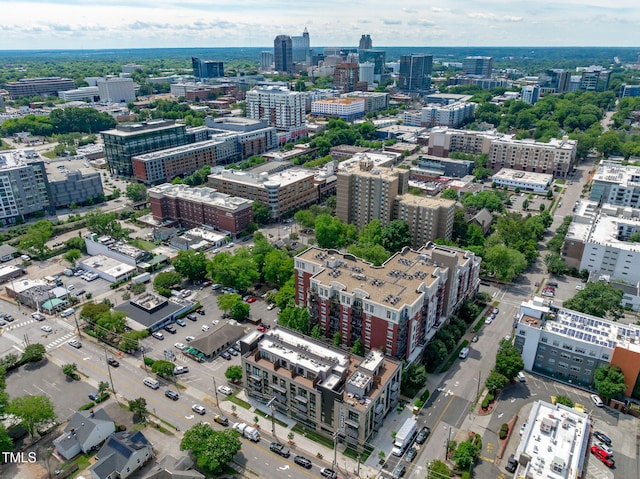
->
[359, 34, 372, 50]
[359, 50, 386, 79]
[334, 63, 359, 92]
[260, 51, 274, 70]
[191, 58, 224, 79]
[462, 56, 493, 77]
[398, 54, 433, 93]
[291, 27, 310, 64]
[274, 35, 293, 74]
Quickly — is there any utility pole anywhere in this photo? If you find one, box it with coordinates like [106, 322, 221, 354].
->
[141, 347, 148, 372]
[266, 397, 276, 437]
[72, 311, 82, 337]
[476, 370, 482, 405]
[212, 376, 219, 407]
[104, 348, 116, 396]
[332, 429, 340, 469]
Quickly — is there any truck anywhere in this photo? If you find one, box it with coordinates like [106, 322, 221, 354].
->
[233, 422, 260, 442]
[132, 272, 151, 284]
[392, 417, 417, 456]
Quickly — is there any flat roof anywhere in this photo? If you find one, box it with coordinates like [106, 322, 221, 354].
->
[336, 152, 398, 171]
[515, 400, 590, 479]
[208, 168, 315, 188]
[132, 140, 226, 161]
[80, 254, 137, 278]
[148, 184, 253, 211]
[593, 160, 640, 187]
[115, 295, 187, 329]
[492, 168, 553, 185]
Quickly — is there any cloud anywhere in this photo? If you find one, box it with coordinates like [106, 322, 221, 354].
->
[407, 19, 436, 27]
[431, 7, 449, 13]
[467, 12, 523, 22]
[383, 19, 402, 25]
[402, 8, 418, 14]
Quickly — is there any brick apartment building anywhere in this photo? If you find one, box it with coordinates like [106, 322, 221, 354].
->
[148, 183, 253, 234]
[294, 243, 481, 361]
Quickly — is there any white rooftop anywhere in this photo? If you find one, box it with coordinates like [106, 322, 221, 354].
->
[336, 151, 399, 171]
[515, 401, 590, 479]
[148, 183, 252, 210]
[492, 168, 553, 185]
[208, 168, 315, 188]
[593, 161, 640, 187]
[133, 139, 227, 161]
[80, 254, 137, 278]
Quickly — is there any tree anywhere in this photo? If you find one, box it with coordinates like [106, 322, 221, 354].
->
[555, 395, 574, 407]
[315, 214, 348, 249]
[428, 460, 452, 478]
[453, 439, 480, 471]
[252, 202, 271, 225]
[85, 209, 124, 239]
[494, 343, 524, 381]
[98, 381, 110, 395]
[442, 188, 459, 200]
[594, 365, 626, 401]
[217, 293, 242, 313]
[128, 397, 149, 423]
[63, 248, 82, 266]
[278, 306, 311, 334]
[8, 395, 56, 437]
[262, 249, 293, 287]
[153, 271, 183, 295]
[274, 278, 295, 309]
[346, 243, 390, 266]
[462, 191, 504, 212]
[151, 359, 175, 378]
[333, 331, 341, 347]
[19, 220, 54, 257]
[544, 253, 567, 275]
[225, 365, 243, 383]
[230, 301, 250, 322]
[485, 370, 509, 392]
[208, 251, 259, 292]
[401, 363, 428, 397]
[0, 425, 12, 455]
[20, 344, 46, 364]
[311, 324, 323, 339]
[125, 183, 148, 203]
[483, 244, 527, 283]
[180, 423, 242, 476]
[62, 363, 79, 380]
[563, 282, 624, 320]
[350, 339, 365, 356]
[172, 250, 208, 282]
[380, 220, 412, 253]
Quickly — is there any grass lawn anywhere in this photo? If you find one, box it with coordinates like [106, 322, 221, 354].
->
[473, 316, 487, 333]
[42, 150, 57, 159]
[292, 423, 335, 449]
[344, 445, 373, 461]
[129, 238, 156, 251]
[226, 393, 251, 410]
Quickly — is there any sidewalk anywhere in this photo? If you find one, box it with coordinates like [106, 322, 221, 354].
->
[187, 385, 379, 479]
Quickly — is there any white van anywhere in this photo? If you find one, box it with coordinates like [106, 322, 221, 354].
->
[61, 308, 75, 318]
[459, 347, 470, 359]
[517, 371, 526, 382]
[143, 377, 160, 389]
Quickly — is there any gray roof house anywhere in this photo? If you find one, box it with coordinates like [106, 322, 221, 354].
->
[53, 409, 115, 460]
[90, 430, 153, 479]
[0, 244, 17, 262]
[467, 207, 494, 234]
[142, 455, 205, 479]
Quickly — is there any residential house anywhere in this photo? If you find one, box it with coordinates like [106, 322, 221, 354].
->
[54, 409, 115, 460]
[90, 430, 153, 479]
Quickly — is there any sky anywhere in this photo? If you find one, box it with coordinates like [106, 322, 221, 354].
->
[2, 0, 640, 50]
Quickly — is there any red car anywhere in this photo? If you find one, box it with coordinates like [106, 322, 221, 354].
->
[591, 445, 615, 468]
[247, 297, 257, 303]
[257, 326, 267, 333]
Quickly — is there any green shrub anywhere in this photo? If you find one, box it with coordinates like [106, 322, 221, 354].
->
[79, 402, 95, 411]
[415, 399, 424, 409]
[486, 393, 494, 403]
[481, 398, 490, 409]
[144, 357, 155, 366]
[499, 428, 508, 440]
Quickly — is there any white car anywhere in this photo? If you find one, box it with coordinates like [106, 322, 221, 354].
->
[595, 441, 613, 456]
[201, 325, 210, 331]
[485, 317, 493, 325]
[174, 342, 186, 350]
[192, 404, 206, 415]
[575, 284, 585, 291]
[590, 394, 604, 407]
[267, 303, 275, 310]
[212, 319, 219, 325]
[68, 339, 82, 348]
[185, 335, 195, 342]
[217, 385, 233, 396]
[41, 325, 53, 333]
[226, 242, 234, 248]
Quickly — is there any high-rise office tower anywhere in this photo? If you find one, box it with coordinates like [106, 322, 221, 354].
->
[359, 50, 386, 79]
[462, 56, 493, 77]
[291, 27, 310, 64]
[260, 51, 274, 70]
[359, 34, 372, 50]
[334, 63, 359, 92]
[398, 54, 433, 93]
[359, 62, 375, 87]
[274, 35, 293, 74]
[538, 69, 571, 93]
[191, 58, 224, 79]
[521, 85, 540, 105]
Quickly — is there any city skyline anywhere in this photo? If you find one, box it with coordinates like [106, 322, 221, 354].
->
[2, 0, 639, 50]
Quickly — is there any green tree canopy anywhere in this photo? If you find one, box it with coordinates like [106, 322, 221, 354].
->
[225, 365, 243, 383]
[494, 343, 524, 381]
[125, 183, 148, 203]
[230, 301, 250, 322]
[180, 423, 242, 476]
[262, 249, 293, 288]
[153, 271, 183, 292]
[208, 251, 259, 292]
[483, 244, 528, 283]
[151, 359, 175, 378]
[278, 306, 311, 335]
[380, 220, 412, 253]
[128, 397, 149, 423]
[8, 395, 56, 437]
[462, 191, 504, 212]
[252, 202, 272, 225]
[20, 344, 46, 364]
[442, 188, 459, 200]
[172, 250, 208, 282]
[401, 363, 427, 397]
[350, 339, 365, 356]
[63, 248, 82, 266]
[85, 209, 124, 239]
[594, 365, 626, 401]
[555, 395, 575, 407]
[563, 282, 624, 320]
[485, 370, 509, 392]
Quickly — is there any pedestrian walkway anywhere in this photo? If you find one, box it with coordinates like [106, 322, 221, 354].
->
[45, 331, 76, 350]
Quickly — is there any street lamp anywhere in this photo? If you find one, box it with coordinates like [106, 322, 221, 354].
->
[104, 348, 116, 396]
[141, 347, 148, 372]
[212, 376, 219, 408]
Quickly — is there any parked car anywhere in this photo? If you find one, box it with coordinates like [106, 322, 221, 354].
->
[187, 314, 198, 321]
[31, 312, 45, 321]
[415, 426, 431, 445]
[471, 335, 479, 342]
[591, 445, 615, 467]
[4, 314, 14, 322]
[152, 331, 165, 340]
[107, 357, 120, 367]
[269, 442, 291, 458]
[294, 455, 312, 469]
[220, 351, 232, 360]
[227, 348, 238, 356]
[192, 404, 206, 415]
[164, 325, 177, 334]
[246, 296, 257, 303]
[197, 308, 205, 315]
[392, 464, 406, 479]
[185, 335, 195, 342]
[505, 454, 518, 473]
[595, 441, 614, 456]
[217, 385, 233, 396]
[174, 342, 186, 350]
[591, 394, 604, 407]
[492, 308, 499, 315]
[267, 303, 276, 310]
[214, 414, 229, 426]
[175, 319, 187, 327]
[174, 365, 189, 375]
[88, 393, 99, 401]
[593, 431, 612, 446]
[320, 467, 338, 479]
[405, 447, 417, 462]
[201, 325, 210, 331]
[257, 326, 267, 333]
[165, 390, 179, 401]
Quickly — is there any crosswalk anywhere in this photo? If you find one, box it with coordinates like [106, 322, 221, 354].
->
[2, 318, 40, 331]
[45, 332, 76, 351]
